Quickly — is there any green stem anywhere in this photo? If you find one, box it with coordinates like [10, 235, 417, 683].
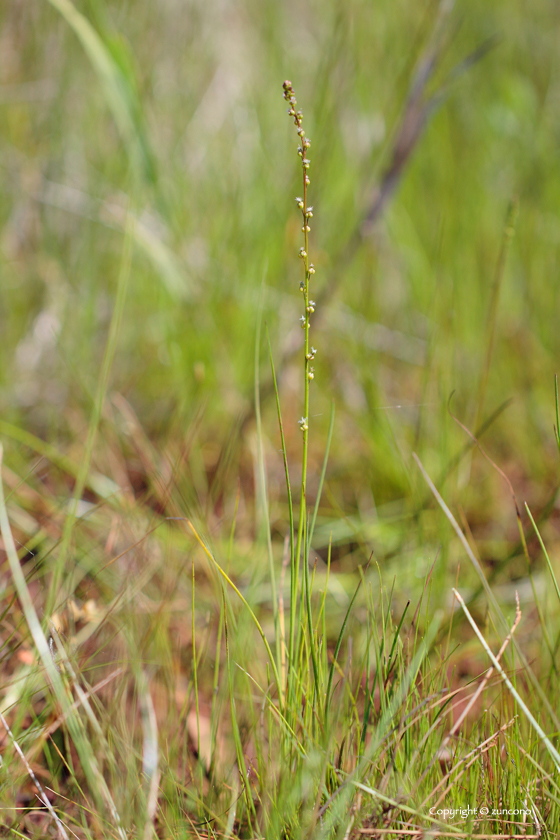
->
[292, 132, 311, 683]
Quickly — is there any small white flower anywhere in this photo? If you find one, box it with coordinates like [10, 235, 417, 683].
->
[298, 417, 308, 431]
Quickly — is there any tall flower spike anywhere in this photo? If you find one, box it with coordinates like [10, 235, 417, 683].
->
[284, 79, 315, 402]
[283, 79, 317, 696]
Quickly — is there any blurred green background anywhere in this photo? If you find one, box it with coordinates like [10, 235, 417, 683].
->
[2, 0, 560, 580]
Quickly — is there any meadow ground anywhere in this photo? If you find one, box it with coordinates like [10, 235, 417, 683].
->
[1, 0, 560, 837]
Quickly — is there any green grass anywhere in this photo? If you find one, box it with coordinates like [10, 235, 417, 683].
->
[1, 0, 560, 836]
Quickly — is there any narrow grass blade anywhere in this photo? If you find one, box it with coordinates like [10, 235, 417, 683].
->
[47, 0, 156, 188]
[351, 781, 463, 834]
[555, 374, 560, 456]
[475, 197, 518, 426]
[325, 575, 363, 715]
[525, 502, 560, 609]
[453, 588, 560, 773]
[384, 599, 410, 691]
[186, 519, 283, 703]
[192, 563, 203, 789]
[267, 328, 295, 691]
[254, 283, 278, 660]
[303, 520, 320, 707]
[309, 399, 335, 549]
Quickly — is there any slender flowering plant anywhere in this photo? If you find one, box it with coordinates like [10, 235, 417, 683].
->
[282, 80, 316, 683]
